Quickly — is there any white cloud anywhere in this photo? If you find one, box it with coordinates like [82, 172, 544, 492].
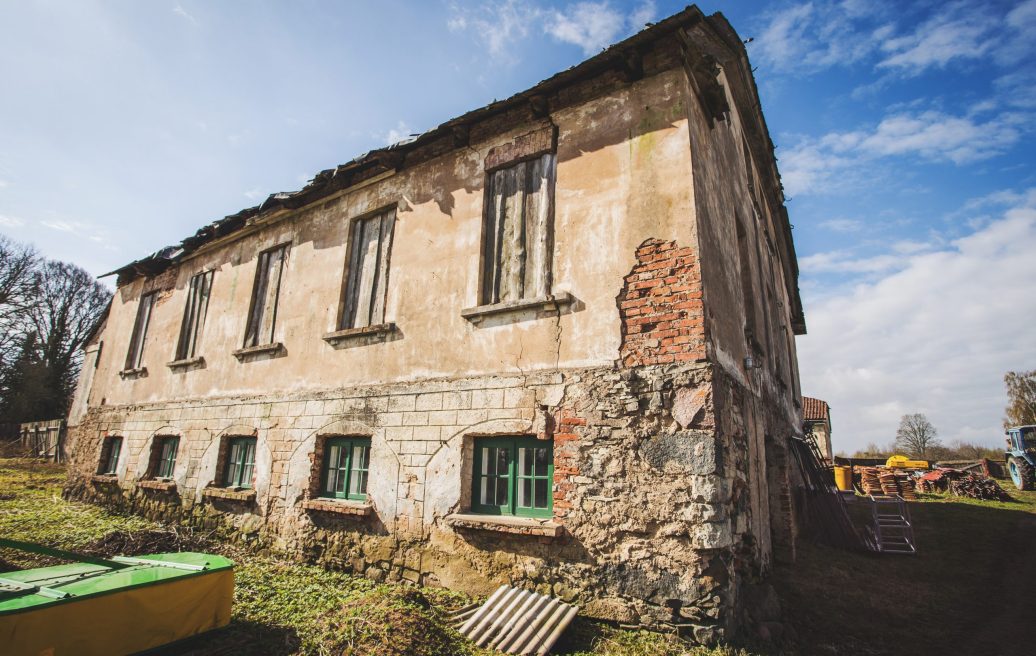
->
[243, 187, 265, 201]
[798, 190, 1036, 451]
[753, 1, 886, 73]
[781, 108, 1028, 196]
[545, 2, 625, 55]
[381, 120, 416, 146]
[877, 2, 996, 74]
[820, 218, 862, 232]
[448, 0, 654, 58]
[0, 180, 9, 189]
[39, 218, 106, 242]
[0, 214, 25, 228]
[447, 0, 539, 58]
[172, 4, 196, 25]
[628, 0, 656, 31]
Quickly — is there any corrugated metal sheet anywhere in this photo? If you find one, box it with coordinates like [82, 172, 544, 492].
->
[452, 584, 579, 655]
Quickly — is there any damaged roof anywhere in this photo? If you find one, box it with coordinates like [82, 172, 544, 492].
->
[802, 397, 831, 423]
[102, 5, 804, 332]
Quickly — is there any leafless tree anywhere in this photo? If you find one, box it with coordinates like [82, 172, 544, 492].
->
[0, 236, 40, 370]
[27, 260, 111, 416]
[895, 413, 940, 459]
[1004, 370, 1036, 428]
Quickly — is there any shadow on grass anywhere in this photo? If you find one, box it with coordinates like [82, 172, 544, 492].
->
[777, 494, 1036, 656]
[145, 620, 301, 656]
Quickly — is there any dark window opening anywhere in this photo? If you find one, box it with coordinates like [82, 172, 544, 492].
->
[244, 244, 288, 348]
[480, 153, 556, 305]
[340, 209, 396, 329]
[125, 292, 156, 370]
[176, 270, 214, 360]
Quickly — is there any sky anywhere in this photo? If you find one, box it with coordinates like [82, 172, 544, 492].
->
[0, 1, 1033, 452]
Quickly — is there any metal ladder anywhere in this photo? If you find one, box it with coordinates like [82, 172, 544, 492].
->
[867, 495, 916, 554]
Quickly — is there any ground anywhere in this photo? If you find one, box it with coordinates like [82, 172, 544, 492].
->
[2, 458, 1034, 655]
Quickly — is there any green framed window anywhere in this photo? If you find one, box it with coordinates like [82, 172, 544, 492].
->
[472, 437, 553, 518]
[101, 436, 122, 475]
[224, 437, 256, 489]
[156, 436, 179, 479]
[320, 437, 371, 501]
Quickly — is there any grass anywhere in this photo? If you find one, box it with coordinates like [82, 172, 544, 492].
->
[7, 457, 1032, 655]
[0, 458, 731, 656]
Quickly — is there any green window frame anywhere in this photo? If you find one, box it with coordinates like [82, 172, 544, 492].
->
[471, 437, 553, 518]
[101, 436, 122, 475]
[320, 437, 371, 501]
[223, 437, 256, 489]
[156, 436, 179, 479]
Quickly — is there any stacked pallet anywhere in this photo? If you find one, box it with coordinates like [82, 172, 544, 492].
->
[860, 467, 883, 495]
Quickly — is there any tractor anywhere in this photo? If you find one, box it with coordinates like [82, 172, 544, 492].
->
[1005, 425, 1036, 491]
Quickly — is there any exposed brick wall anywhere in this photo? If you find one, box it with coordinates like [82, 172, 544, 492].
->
[617, 239, 705, 367]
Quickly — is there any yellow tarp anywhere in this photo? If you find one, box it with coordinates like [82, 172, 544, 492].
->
[1, 569, 233, 656]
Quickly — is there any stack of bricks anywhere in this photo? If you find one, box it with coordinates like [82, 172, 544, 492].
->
[618, 239, 706, 368]
[551, 410, 585, 518]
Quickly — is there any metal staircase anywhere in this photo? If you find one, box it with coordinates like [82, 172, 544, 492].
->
[866, 495, 916, 555]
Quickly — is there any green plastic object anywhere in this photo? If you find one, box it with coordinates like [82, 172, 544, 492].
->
[0, 538, 233, 614]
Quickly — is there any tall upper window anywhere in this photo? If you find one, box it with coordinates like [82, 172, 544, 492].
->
[223, 437, 256, 489]
[320, 436, 371, 500]
[480, 153, 556, 305]
[340, 209, 396, 329]
[244, 244, 288, 348]
[176, 270, 213, 360]
[125, 292, 156, 370]
[471, 437, 553, 518]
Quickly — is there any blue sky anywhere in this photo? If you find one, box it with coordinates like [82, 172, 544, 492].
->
[1, 1, 1033, 452]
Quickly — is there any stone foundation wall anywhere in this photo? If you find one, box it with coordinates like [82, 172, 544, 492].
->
[65, 361, 794, 641]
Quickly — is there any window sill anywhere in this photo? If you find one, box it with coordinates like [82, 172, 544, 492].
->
[118, 367, 147, 379]
[136, 479, 177, 493]
[444, 513, 561, 537]
[202, 486, 257, 503]
[232, 342, 283, 360]
[301, 498, 373, 516]
[167, 356, 205, 370]
[460, 292, 573, 324]
[90, 474, 119, 484]
[322, 322, 397, 345]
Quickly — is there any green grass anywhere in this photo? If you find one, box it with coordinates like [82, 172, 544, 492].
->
[0, 458, 734, 656]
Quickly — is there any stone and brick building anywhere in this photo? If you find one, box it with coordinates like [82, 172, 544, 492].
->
[65, 7, 806, 641]
[802, 397, 833, 463]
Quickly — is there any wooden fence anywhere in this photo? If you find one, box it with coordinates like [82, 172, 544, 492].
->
[12, 419, 67, 462]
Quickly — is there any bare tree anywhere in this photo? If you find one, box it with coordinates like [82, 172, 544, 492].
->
[895, 413, 940, 458]
[1004, 370, 1036, 428]
[0, 236, 40, 371]
[28, 260, 111, 416]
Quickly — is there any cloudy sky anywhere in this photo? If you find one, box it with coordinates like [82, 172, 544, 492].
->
[0, 1, 1033, 452]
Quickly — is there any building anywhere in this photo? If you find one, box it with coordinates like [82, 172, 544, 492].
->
[65, 7, 806, 641]
[802, 397, 833, 462]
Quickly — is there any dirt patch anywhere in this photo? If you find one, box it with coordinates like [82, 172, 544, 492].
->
[315, 587, 471, 656]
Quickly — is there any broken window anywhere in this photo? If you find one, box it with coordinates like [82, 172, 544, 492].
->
[175, 270, 213, 360]
[154, 436, 179, 479]
[471, 437, 553, 518]
[320, 436, 371, 500]
[340, 209, 395, 329]
[223, 436, 256, 489]
[243, 244, 288, 348]
[99, 436, 123, 475]
[124, 292, 156, 371]
[480, 153, 556, 305]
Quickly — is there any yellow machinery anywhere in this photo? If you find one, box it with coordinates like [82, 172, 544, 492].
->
[886, 454, 929, 469]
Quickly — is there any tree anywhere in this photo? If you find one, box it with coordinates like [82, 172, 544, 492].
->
[0, 236, 39, 376]
[895, 413, 941, 459]
[1004, 370, 1036, 428]
[0, 237, 111, 423]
